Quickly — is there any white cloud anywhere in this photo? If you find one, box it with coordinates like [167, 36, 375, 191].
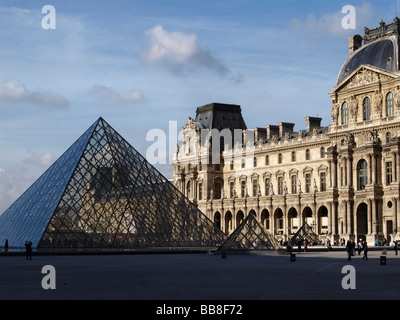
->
[90, 84, 144, 104]
[23, 151, 56, 168]
[139, 25, 241, 80]
[0, 79, 69, 109]
[0, 165, 33, 215]
[290, 3, 374, 38]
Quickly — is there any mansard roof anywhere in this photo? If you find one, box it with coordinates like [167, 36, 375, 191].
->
[337, 18, 400, 85]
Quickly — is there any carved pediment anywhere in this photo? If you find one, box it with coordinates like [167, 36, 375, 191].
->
[332, 65, 398, 94]
[344, 66, 393, 89]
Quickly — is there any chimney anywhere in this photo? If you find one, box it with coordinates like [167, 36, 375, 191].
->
[305, 116, 322, 133]
[348, 34, 363, 56]
[278, 122, 295, 137]
[266, 125, 279, 139]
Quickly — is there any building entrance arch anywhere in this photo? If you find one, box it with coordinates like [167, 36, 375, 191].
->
[274, 208, 284, 235]
[225, 211, 233, 235]
[302, 206, 313, 226]
[288, 207, 298, 235]
[214, 211, 221, 229]
[356, 203, 368, 241]
[317, 206, 328, 235]
[236, 210, 244, 228]
[260, 209, 270, 230]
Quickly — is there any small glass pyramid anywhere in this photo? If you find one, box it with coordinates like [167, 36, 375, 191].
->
[217, 212, 281, 252]
[0, 118, 226, 251]
[289, 222, 321, 246]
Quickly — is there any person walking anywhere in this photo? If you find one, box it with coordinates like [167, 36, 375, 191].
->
[297, 240, 301, 254]
[362, 240, 368, 261]
[4, 239, 8, 254]
[346, 240, 352, 261]
[394, 241, 398, 256]
[25, 241, 32, 260]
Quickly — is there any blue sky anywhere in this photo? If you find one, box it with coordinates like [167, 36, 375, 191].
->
[0, 0, 396, 213]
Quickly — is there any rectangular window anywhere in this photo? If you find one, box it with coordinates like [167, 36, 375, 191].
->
[215, 183, 221, 199]
[253, 179, 258, 197]
[320, 172, 326, 191]
[278, 177, 283, 195]
[305, 174, 311, 193]
[230, 182, 234, 198]
[386, 161, 393, 185]
[291, 175, 297, 194]
[241, 180, 246, 197]
[253, 157, 257, 168]
[265, 155, 269, 165]
[265, 178, 270, 196]
[198, 183, 202, 200]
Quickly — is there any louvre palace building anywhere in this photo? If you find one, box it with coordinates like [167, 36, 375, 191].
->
[172, 18, 400, 245]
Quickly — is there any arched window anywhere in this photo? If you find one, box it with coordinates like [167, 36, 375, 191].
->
[363, 97, 371, 120]
[305, 149, 310, 161]
[341, 102, 348, 125]
[358, 159, 368, 190]
[386, 132, 392, 144]
[386, 92, 394, 117]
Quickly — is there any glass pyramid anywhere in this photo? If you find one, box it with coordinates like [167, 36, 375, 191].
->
[289, 222, 321, 246]
[0, 118, 226, 252]
[216, 212, 281, 252]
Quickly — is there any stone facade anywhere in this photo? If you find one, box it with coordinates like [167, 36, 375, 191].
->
[173, 19, 400, 245]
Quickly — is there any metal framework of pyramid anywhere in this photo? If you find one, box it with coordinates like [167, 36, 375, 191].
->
[216, 212, 281, 252]
[289, 222, 321, 246]
[0, 117, 226, 252]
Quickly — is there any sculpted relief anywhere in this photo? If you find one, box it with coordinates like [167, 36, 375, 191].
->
[345, 68, 388, 89]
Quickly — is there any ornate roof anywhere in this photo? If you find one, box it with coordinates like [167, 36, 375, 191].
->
[337, 18, 400, 85]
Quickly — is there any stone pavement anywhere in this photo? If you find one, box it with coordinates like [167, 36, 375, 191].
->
[0, 249, 399, 301]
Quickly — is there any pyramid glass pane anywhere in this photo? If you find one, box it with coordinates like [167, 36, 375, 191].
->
[0, 117, 226, 251]
[0, 121, 97, 249]
[289, 223, 321, 246]
[217, 213, 281, 252]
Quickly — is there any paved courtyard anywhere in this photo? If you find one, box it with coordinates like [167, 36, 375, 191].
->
[0, 249, 399, 301]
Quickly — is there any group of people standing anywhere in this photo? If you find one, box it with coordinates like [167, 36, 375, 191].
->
[346, 239, 368, 261]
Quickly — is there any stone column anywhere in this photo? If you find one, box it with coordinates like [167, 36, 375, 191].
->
[347, 200, 352, 236]
[396, 198, 400, 236]
[342, 201, 347, 235]
[393, 197, 398, 236]
[372, 154, 377, 185]
[368, 198, 373, 235]
[397, 151, 400, 183]
[347, 157, 352, 187]
[371, 199, 377, 235]
[328, 201, 332, 235]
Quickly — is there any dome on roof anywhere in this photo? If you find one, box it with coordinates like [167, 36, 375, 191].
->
[337, 38, 397, 84]
[337, 18, 400, 84]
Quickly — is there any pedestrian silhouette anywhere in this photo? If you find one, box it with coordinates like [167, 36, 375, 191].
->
[346, 240, 352, 261]
[362, 240, 368, 261]
[25, 241, 32, 260]
[4, 239, 8, 254]
[394, 241, 398, 256]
